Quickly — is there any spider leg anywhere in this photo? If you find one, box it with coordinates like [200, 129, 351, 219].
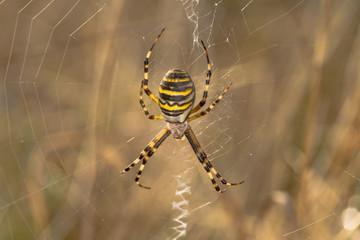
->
[121, 127, 171, 189]
[120, 133, 154, 174]
[141, 28, 165, 106]
[139, 28, 165, 120]
[185, 125, 244, 193]
[139, 80, 163, 120]
[188, 82, 232, 122]
[190, 40, 212, 115]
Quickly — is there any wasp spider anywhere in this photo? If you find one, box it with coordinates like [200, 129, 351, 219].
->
[121, 28, 244, 193]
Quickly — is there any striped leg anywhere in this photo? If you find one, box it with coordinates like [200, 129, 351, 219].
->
[139, 28, 165, 119]
[121, 127, 171, 189]
[185, 125, 244, 193]
[190, 40, 212, 115]
[139, 80, 163, 120]
[188, 82, 232, 122]
[142, 28, 165, 105]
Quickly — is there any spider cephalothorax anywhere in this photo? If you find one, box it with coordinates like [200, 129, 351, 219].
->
[121, 28, 244, 193]
[166, 121, 188, 140]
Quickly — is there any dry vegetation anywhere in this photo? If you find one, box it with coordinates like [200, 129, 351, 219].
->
[0, 0, 359, 239]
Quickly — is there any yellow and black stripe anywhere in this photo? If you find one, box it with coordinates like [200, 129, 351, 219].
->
[158, 69, 195, 123]
[185, 125, 244, 193]
[121, 127, 171, 189]
[139, 28, 165, 120]
[190, 40, 212, 115]
[188, 82, 232, 122]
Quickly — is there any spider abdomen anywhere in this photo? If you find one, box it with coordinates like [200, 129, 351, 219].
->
[158, 69, 195, 123]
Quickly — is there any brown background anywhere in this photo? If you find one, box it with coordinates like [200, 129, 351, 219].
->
[0, 0, 359, 239]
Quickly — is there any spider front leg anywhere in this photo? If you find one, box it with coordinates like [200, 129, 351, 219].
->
[121, 127, 171, 189]
[185, 125, 244, 193]
[188, 82, 232, 122]
[139, 28, 165, 120]
[190, 40, 212, 115]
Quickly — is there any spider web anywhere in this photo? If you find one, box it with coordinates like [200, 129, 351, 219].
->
[1, 0, 360, 239]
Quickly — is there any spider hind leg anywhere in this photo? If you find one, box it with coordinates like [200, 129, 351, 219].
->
[185, 125, 244, 193]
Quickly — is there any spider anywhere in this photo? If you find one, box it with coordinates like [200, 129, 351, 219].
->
[121, 28, 244, 193]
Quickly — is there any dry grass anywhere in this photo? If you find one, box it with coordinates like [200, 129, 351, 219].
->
[0, 0, 359, 239]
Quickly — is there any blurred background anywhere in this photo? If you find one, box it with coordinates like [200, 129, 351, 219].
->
[1, 0, 360, 239]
